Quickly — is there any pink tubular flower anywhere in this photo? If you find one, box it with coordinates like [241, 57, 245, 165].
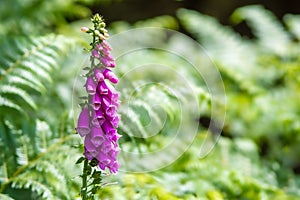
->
[84, 135, 98, 160]
[100, 141, 113, 153]
[86, 76, 96, 95]
[97, 81, 109, 95]
[81, 26, 89, 32]
[91, 127, 106, 147]
[101, 57, 111, 67]
[101, 96, 117, 118]
[91, 109, 105, 128]
[76, 106, 90, 137]
[92, 49, 100, 58]
[106, 115, 120, 128]
[94, 68, 104, 82]
[101, 120, 116, 136]
[92, 93, 101, 110]
[108, 161, 119, 173]
[102, 41, 112, 51]
[103, 69, 118, 84]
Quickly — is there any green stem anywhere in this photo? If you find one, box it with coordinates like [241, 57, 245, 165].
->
[81, 158, 88, 200]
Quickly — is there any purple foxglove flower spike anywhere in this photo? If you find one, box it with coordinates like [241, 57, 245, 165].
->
[78, 19, 121, 174]
[86, 76, 96, 95]
[76, 106, 90, 137]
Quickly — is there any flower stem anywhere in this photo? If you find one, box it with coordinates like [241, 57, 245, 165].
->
[81, 158, 88, 200]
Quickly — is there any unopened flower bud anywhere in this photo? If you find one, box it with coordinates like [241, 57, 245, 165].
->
[99, 33, 106, 41]
[94, 30, 100, 36]
[81, 27, 89, 33]
[104, 32, 109, 39]
[101, 28, 108, 33]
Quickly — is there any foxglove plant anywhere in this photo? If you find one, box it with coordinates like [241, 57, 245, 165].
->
[76, 14, 120, 200]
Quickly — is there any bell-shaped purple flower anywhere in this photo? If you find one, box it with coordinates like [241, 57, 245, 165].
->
[101, 57, 111, 67]
[103, 69, 118, 84]
[98, 153, 111, 170]
[109, 145, 120, 158]
[84, 135, 98, 160]
[76, 106, 90, 137]
[86, 76, 96, 95]
[91, 110, 105, 127]
[109, 132, 121, 142]
[109, 61, 116, 68]
[105, 84, 119, 102]
[110, 92, 120, 107]
[106, 115, 120, 128]
[94, 68, 104, 82]
[102, 120, 117, 136]
[102, 41, 112, 51]
[91, 127, 106, 147]
[92, 92, 101, 110]
[92, 49, 100, 58]
[99, 141, 113, 153]
[97, 81, 109, 95]
[101, 95, 117, 118]
[108, 161, 119, 174]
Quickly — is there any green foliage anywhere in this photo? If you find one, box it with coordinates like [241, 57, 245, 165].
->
[99, 135, 299, 199]
[231, 5, 291, 55]
[177, 5, 300, 197]
[0, 34, 82, 199]
[0, 1, 299, 199]
[0, 118, 82, 199]
[0, 0, 91, 35]
[0, 35, 74, 118]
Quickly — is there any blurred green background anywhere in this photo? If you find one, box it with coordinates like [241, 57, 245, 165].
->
[0, 0, 300, 199]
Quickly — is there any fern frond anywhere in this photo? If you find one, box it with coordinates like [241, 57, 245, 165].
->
[177, 8, 261, 93]
[0, 96, 23, 114]
[0, 85, 37, 110]
[0, 127, 82, 199]
[284, 14, 300, 40]
[29, 160, 69, 198]
[231, 5, 291, 55]
[134, 15, 179, 30]
[11, 177, 55, 199]
[177, 8, 255, 68]
[0, 0, 91, 35]
[0, 193, 14, 200]
[0, 35, 75, 117]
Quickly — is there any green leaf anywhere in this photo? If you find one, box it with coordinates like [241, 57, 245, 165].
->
[231, 5, 290, 55]
[76, 157, 85, 164]
[0, 34, 75, 117]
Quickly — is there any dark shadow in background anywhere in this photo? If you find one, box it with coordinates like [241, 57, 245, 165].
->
[91, 0, 300, 37]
